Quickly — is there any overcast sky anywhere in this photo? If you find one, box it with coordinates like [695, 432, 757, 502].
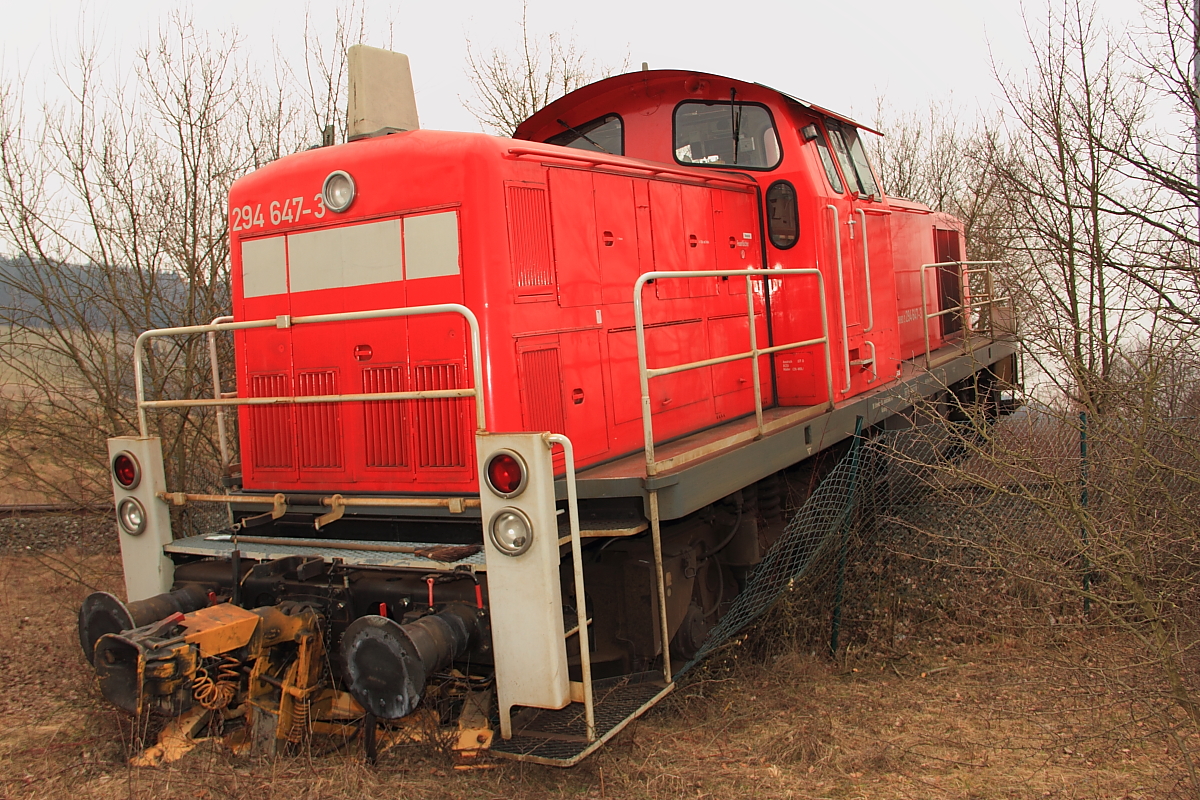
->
[2, 0, 1146, 137]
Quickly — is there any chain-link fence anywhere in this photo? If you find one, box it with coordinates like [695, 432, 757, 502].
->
[680, 409, 1200, 678]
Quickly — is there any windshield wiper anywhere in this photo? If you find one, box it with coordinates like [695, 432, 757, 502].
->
[556, 119, 611, 154]
[730, 89, 742, 165]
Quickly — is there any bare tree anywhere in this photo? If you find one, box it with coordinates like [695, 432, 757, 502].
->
[990, 0, 1150, 408]
[881, 336, 1200, 792]
[463, 2, 628, 136]
[299, 1, 387, 146]
[870, 101, 1011, 262]
[1088, 0, 1200, 328]
[865, 2, 1200, 785]
[0, 13, 298, 504]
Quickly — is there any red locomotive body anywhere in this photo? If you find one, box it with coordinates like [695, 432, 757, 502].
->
[232, 131, 772, 493]
[86, 53, 1014, 768]
[231, 70, 964, 497]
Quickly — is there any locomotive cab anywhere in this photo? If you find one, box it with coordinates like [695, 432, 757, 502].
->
[517, 70, 967, 402]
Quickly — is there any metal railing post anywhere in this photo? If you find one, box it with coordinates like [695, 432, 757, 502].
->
[960, 263, 970, 354]
[546, 433, 595, 740]
[745, 275, 764, 437]
[827, 205, 851, 394]
[855, 208, 874, 334]
[648, 489, 672, 684]
[921, 267, 932, 363]
[634, 282, 658, 476]
[207, 315, 235, 467]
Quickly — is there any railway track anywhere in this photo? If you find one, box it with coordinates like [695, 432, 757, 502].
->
[0, 503, 109, 516]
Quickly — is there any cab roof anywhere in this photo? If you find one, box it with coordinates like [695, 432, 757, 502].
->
[513, 69, 881, 143]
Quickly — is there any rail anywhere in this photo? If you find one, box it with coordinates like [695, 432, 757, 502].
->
[546, 433, 596, 741]
[133, 304, 487, 443]
[207, 315, 235, 466]
[634, 269, 833, 477]
[855, 208, 876, 334]
[826, 206, 851, 393]
[920, 261, 1010, 363]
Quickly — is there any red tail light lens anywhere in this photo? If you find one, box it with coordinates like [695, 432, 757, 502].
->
[485, 451, 527, 498]
[112, 452, 141, 489]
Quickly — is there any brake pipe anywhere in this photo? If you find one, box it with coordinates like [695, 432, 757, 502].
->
[453, 565, 485, 610]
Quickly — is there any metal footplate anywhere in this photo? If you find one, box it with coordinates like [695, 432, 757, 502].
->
[489, 672, 673, 766]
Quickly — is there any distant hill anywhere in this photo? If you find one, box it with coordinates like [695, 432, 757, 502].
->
[0, 255, 225, 329]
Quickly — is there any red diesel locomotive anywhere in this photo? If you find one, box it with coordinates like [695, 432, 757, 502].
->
[80, 47, 1016, 766]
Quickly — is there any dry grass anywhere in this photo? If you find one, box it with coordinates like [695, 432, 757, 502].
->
[0, 538, 1188, 799]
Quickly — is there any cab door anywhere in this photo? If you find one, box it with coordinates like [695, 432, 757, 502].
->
[823, 120, 893, 400]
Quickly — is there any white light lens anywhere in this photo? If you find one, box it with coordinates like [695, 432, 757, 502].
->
[322, 171, 355, 213]
[117, 498, 147, 536]
[489, 508, 533, 556]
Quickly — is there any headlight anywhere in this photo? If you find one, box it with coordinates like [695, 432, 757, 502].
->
[484, 450, 527, 498]
[117, 498, 147, 536]
[489, 508, 533, 556]
[322, 170, 356, 213]
[111, 451, 141, 489]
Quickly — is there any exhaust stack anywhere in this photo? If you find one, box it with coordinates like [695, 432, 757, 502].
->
[347, 45, 420, 140]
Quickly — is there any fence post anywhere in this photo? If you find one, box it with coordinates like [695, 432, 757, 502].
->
[830, 416, 866, 656]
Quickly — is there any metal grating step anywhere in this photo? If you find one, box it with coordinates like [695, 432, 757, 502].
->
[490, 672, 672, 766]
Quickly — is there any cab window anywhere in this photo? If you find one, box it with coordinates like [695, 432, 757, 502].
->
[674, 101, 782, 169]
[825, 121, 880, 197]
[766, 181, 799, 248]
[803, 125, 844, 194]
[546, 114, 624, 155]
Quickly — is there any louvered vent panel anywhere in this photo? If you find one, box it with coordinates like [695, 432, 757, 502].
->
[520, 347, 565, 434]
[296, 370, 342, 469]
[413, 364, 467, 468]
[507, 185, 555, 291]
[249, 373, 292, 469]
[363, 366, 407, 468]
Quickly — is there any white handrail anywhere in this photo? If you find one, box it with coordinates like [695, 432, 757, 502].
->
[855, 208, 875, 334]
[919, 261, 1010, 362]
[633, 268, 833, 477]
[206, 315, 235, 467]
[827, 205, 852, 394]
[546, 433, 595, 742]
[134, 303, 487, 436]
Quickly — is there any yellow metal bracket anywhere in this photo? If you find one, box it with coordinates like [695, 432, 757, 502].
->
[181, 603, 262, 658]
[315, 494, 345, 529]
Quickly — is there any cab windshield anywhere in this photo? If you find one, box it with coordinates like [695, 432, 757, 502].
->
[546, 114, 624, 155]
[825, 121, 880, 197]
[674, 101, 781, 169]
